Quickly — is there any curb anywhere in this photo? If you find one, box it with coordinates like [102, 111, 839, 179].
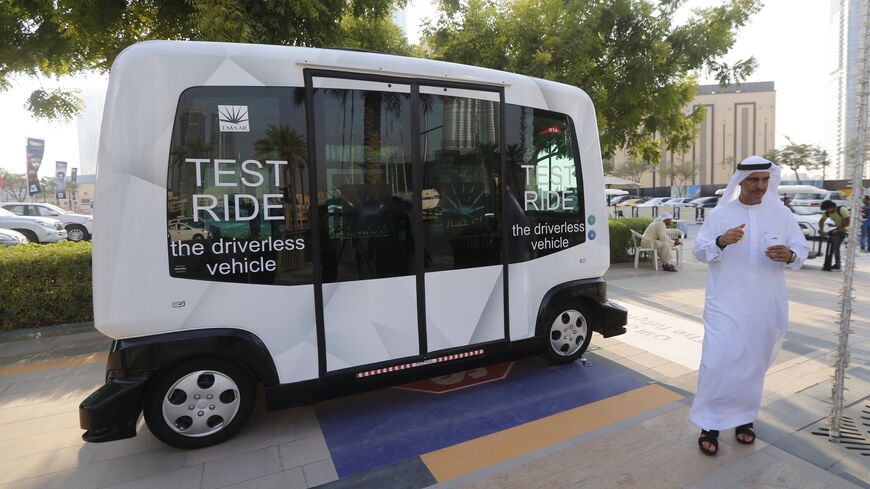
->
[0, 321, 96, 342]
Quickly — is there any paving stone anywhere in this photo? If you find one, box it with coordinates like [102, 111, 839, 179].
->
[280, 435, 331, 470]
[221, 468, 307, 489]
[0, 462, 104, 489]
[0, 444, 97, 485]
[201, 446, 283, 489]
[184, 406, 299, 466]
[101, 465, 202, 489]
[303, 459, 338, 487]
[95, 447, 186, 488]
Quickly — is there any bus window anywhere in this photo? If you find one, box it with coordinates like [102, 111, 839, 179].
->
[312, 87, 416, 282]
[505, 106, 585, 262]
[420, 94, 502, 271]
[166, 87, 312, 285]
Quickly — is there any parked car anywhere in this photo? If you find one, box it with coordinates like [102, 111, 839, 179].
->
[690, 196, 720, 208]
[663, 197, 696, 207]
[790, 206, 833, 239]
[0, 202, 93, 242]
[615, 197, 647, 207]
[0, 228, 28, 246]
[168, 218, 211, 241]
[635, 197, 671, 207]
[791, 190, 848, 208]
[0, 208, 67, 243]
[609, 194, 639, 206]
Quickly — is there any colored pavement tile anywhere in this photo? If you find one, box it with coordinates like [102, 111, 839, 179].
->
[314, 357, 646, 478]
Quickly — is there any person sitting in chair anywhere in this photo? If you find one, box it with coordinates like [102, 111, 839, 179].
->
[642, 212, 680, 272]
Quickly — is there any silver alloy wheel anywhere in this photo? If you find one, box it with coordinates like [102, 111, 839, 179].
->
[549, 309, 588, 357]
[161, 370, 241, 437]
[67, 227, 85, 242]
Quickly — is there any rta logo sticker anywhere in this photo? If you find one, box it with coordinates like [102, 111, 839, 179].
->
[218, 105, 250, 132]
[393, 362, 513, 394]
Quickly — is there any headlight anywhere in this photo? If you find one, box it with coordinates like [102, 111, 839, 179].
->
[38, 220, 56, 229]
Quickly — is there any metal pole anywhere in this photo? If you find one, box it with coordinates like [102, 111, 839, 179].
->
[829, 0, 870, 443]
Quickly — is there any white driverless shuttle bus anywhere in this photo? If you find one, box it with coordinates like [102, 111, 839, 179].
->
[80, 41, 627, 448]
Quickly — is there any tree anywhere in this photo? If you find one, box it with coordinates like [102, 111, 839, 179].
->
[0, 170, 28, 201]
[661, 162, 696, 197]
[1, 0, 408, 120]
[764, 137, 828, 184]
[423, 0, 760, 161]
[615, 159, 654, 184]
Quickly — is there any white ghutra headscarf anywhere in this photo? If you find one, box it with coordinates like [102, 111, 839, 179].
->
[717, 155, 782, 208]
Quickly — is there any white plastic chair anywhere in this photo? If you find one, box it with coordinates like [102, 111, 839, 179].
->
[665, 228, 684, 268]
[630, 229, 659, 270]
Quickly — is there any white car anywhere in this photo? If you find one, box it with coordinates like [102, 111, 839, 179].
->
[662, 197, 696, 207]
[168, 218, 211, 241]
[0, 208, 67, 243]
[790, 206, 833, 239]
[635, 197, 672, 207]
[0, 228, 28, 246]
[0, 202, 93, 242]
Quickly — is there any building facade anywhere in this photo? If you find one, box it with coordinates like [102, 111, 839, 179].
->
[610, 81, 776, 189]
[827, 0, 870, 180]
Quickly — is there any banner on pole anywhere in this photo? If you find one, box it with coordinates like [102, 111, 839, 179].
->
[56, 161, 67, 199]
[71, 167, 78, 185]
[26, 138, 45, 195]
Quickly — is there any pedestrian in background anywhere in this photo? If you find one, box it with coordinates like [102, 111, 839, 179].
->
[819, 200, 850, 270]
[861, 195, 870, 253]
[691, 156, 808, 456]
[641, 212, 680, 272]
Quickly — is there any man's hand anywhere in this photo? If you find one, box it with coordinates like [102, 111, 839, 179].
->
[766, 244, 793, 263]
[718, 223, 746, 246]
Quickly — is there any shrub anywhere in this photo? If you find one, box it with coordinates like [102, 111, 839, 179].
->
[608, 217, 653, 263]
[0, 241, 93, 331]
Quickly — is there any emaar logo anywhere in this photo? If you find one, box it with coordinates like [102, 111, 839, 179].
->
[218, 105, 250, 132]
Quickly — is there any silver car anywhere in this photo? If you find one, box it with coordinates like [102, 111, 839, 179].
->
[0, 228, 28, 246]
[0, 202, 93, 242]
[0, 208, 68, 243]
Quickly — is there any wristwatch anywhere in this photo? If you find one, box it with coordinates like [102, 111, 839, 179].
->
[715, 235, 726, 249]
[787, 250, 796, 264]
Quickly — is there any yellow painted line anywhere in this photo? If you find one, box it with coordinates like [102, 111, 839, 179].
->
[0, 352, 107, 378]
[421, 383, 682, 482]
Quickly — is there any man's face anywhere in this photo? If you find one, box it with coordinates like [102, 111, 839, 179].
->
[738, 172, 770, 205]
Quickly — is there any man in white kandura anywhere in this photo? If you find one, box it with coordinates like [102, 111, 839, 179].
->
[691, 155, 808, 456]
[641, 212, 680, 272]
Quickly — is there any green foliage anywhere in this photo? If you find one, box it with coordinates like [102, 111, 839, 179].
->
[608, 217, 652, 264]
[423, 0, 760, 160]
[764, 137, 829, 184]
[660, 162, 696, 196]
[1, 0, 408, 120]
[0, 241, 93, 331]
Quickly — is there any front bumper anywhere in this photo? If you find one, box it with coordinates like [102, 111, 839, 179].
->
[598, 300, 628, 337]
[79, 379, 146, 443]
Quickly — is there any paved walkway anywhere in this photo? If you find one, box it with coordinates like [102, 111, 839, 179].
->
[1, 227, 868, 489]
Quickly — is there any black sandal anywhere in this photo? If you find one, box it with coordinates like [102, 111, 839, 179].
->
[735, 423, 756, 444]
[698, 429, 719, 456]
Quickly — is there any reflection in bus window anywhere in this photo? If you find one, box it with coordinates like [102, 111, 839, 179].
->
[313, 88, 416, 283]
[505, 105, 585, 262]
[420, 94, 502, 271]
[166, 87, 312, 285]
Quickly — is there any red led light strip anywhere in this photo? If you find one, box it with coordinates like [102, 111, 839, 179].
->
[355, 349, 485, 378]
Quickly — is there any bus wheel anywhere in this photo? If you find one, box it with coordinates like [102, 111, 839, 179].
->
[544, 303, 592, 364]
[143, 357, 255, 449]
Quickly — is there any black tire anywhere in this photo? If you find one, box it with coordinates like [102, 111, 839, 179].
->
[143, 357, 256, 449]
[542, 302, 593, 364]
[14, 229, 38, 243]
[66, 224, 88, 242]
[192, 233, 204, 241]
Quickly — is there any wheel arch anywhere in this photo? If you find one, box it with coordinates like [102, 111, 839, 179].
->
[106, 328, 279, 387]
[535, 279, 605, 336]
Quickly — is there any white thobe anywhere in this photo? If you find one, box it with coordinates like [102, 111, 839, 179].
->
[690, 201, 808, 430]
